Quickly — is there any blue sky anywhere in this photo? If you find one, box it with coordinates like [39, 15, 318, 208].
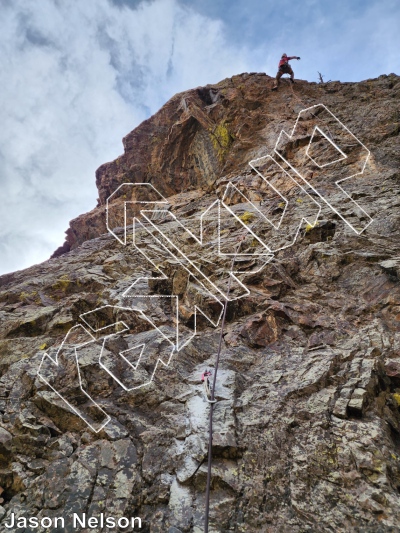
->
[0, 0, 399, 275]
[176, 0, 400, 82]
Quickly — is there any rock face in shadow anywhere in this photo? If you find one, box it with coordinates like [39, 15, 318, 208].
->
[1, 72, 400, 532]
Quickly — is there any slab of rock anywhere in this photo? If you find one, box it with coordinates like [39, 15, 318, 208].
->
[0, 72, 400, 531]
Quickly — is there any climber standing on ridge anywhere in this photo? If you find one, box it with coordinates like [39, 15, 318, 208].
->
[272, 53, 301, 90]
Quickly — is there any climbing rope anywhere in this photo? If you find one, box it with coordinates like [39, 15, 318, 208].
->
[204, 237, 243, 533]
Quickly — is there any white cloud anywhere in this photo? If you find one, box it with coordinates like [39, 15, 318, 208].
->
[0, 0, 250, 275]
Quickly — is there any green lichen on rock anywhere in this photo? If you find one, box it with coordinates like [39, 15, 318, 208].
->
[238, 211, 255, 224]
[305, 221, 319, 233]
[19, 290, 41, 305]
[393, 393, 400, 406]
[51, 275, 73, 299]
[53, 275, 70, 292]
[210, 121, 234, 161]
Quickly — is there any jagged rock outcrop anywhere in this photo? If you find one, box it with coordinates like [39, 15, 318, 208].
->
[1, 72, 400, 532]
[55, 71, 400, 256]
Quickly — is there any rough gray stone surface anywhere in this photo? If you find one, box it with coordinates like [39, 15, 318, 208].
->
[0, 72, 400, 532]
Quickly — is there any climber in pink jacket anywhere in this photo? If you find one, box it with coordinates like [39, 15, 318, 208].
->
[272, 53, 301, 90]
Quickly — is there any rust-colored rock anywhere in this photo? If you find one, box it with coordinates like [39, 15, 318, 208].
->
[240, 312, 280, 347]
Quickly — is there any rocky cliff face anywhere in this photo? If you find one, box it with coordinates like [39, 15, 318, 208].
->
[1, 72, 400, 532]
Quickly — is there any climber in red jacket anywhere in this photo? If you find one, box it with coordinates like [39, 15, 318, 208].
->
[272, 53, 301, 90]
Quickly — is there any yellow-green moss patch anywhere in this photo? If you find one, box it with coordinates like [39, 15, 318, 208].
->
[238, 211, 255, 224]
[53, 275, 71, 292]
[19, 290, 41, 305]
[305, 221, 319, 233]
[393, 393, 400, 406]
[210, 122, 234, 162]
